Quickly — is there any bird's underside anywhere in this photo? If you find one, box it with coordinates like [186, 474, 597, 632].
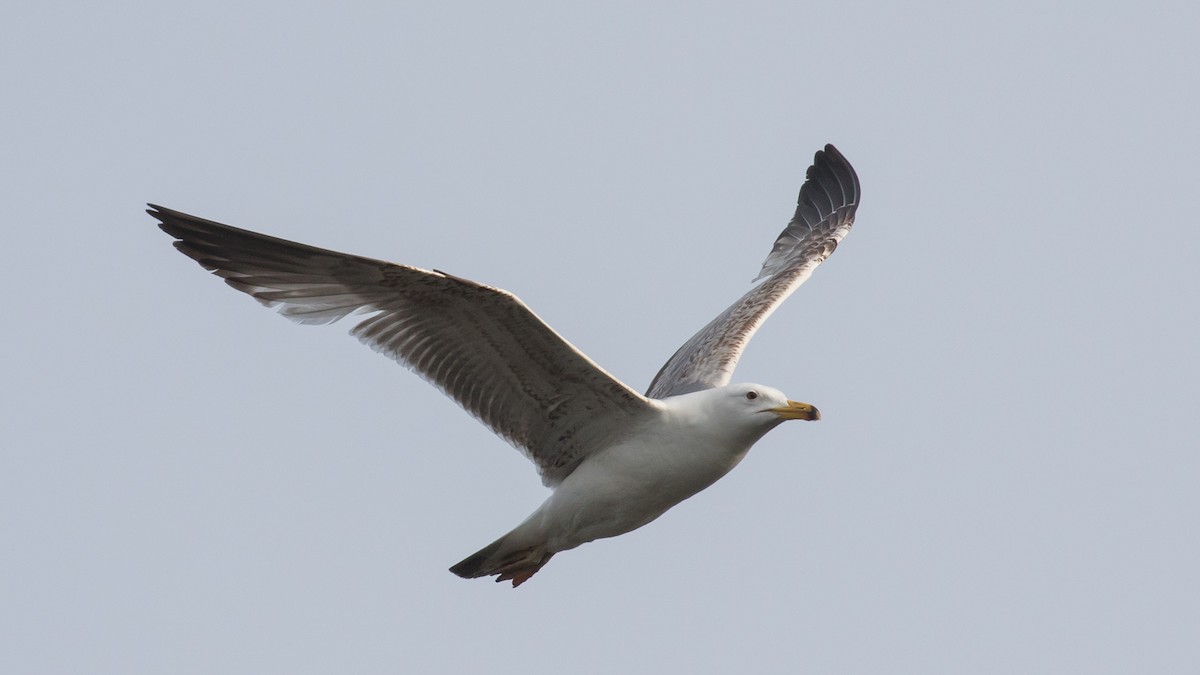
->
[152, 143, 860, 586]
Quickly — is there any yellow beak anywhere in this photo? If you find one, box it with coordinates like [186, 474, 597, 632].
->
[769, 400, 821, 421]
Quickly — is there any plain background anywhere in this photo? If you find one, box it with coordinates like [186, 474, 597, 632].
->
[3, 2, 1198, 673]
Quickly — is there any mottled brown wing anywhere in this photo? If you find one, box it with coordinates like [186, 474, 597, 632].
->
[152, 205, 653, 486]
[645, 144, 860, 399]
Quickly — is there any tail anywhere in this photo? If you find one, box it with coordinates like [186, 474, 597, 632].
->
[449, 535, 556, 588]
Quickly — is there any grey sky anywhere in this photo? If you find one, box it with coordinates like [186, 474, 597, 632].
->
[3, 1, 1198, 673]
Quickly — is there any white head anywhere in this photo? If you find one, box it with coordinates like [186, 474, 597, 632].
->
[665, 382, 820, 442]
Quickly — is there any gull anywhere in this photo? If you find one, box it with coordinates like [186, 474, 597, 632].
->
[152, 144, 860, 587]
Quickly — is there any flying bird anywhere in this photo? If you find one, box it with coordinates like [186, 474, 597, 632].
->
[152, 143, 860, 586]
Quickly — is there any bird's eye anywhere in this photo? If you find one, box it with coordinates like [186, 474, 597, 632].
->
[745, 391, 758, 400]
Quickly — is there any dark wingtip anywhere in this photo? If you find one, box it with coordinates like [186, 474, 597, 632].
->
[813, 143, 860, 205]
[146, 203, 173, 218]
[148, 203, 196, 239]
[147, 203, 178, 238]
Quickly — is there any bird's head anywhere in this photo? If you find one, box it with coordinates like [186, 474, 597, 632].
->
[725, 383, 820, 423]
[671, 383, 820, 436]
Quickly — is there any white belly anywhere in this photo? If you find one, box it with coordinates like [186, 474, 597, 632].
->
[533, 431, 755, 552]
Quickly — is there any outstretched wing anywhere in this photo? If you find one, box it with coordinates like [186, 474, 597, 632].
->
[152, 205, 653, 486]
[645, 144, 860, 399]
